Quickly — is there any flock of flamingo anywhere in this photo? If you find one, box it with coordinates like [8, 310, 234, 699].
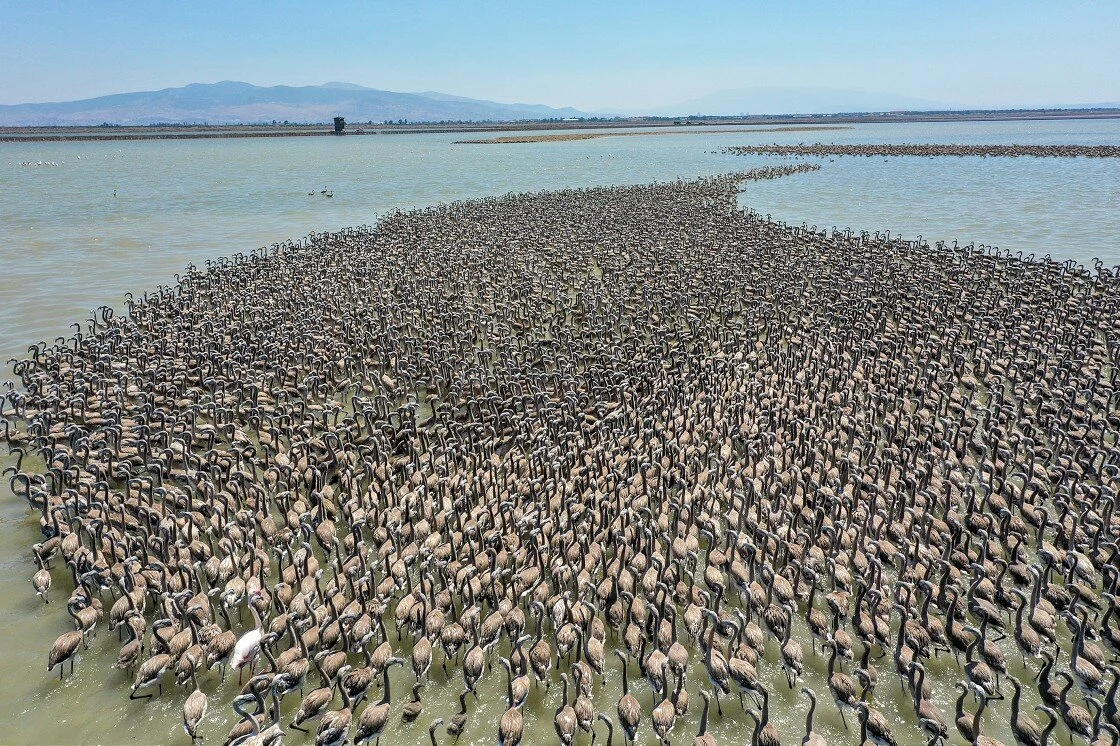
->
[722, 144, 1120, 159]
[4, 165, 1120, 745]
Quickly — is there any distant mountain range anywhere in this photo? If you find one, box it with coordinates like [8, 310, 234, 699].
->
[0, 81, 590, 126]
[0, 81, 1115, 126]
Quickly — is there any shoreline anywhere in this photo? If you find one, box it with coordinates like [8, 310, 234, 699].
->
[2, 107, 1118, 143]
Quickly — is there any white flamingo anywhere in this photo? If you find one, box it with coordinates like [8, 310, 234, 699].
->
[230, 590, 265, 683]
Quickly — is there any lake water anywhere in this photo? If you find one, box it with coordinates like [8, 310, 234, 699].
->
[0, 118, 1118, 745]
[2, 119, 1119, 368]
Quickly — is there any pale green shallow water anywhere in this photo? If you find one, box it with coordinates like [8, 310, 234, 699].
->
[0, 120, 1118, 745]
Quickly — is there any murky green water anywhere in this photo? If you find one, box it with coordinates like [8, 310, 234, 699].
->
[1, 119, 1118, 745]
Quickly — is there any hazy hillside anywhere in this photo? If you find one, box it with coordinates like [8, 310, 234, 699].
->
[4, 81, 1110, 127]
[0, 81, 590, 126]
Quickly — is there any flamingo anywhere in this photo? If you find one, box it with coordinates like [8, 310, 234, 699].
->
[230, 589, 265, 684]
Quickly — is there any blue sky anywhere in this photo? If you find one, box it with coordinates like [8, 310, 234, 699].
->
[1, 1, 1117, 110]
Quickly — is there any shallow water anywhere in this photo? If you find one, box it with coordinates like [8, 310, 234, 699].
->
[2, 119, 1119, 368]
[1, 119, 1118, 745]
